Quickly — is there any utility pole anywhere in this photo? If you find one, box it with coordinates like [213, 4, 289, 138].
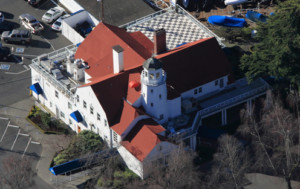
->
[97, 0, 104, 23]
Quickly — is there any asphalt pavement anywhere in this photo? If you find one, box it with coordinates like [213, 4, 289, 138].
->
[0, 0, 74, 188]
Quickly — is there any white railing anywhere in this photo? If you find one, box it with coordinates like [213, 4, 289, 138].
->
[169, 78, 269, 139]
[119, 7, 171, 28]
[199, 85, 268, 117]
[30, 45, 77, 101]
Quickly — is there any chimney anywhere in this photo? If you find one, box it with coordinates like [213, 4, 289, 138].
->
[154, 29, 166, 55]
[112, 45, 124, 74]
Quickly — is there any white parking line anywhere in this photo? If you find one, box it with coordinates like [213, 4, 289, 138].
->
[5, 68, 30, 75]
[0, 117, 9, 120]
[13, 53, 38, 58]
[41, 35, 56, 51]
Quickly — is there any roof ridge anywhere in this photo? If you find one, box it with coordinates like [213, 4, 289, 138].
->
[104, 23, 150, 62]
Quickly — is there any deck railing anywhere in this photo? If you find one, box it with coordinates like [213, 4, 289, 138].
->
[30, 45, 77, 101]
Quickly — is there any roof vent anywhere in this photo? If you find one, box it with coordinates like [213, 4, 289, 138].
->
[129, 80, 140, 88]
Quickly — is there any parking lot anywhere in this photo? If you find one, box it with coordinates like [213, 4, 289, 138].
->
[0, 0, 72, 108]
[0, 1, 73, 188]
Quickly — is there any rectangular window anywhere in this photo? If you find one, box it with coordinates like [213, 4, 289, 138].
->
[151, 89, 153, 93]
[83, 100, 87, 108]
[60, 111, 65, 118]
[50, 102, 52, 107]
[90, 106, 94, 115]
[159, 94, 162, 99]
[199, 87, 202, 93]
[151, 103, 153, 107]
[215, 80, 219, 86]
[55, 90, 59, 98]
[69, 119, 72, 125]
[68, 102, 72, 109]
[145, 71, 148, 77]
[97, 113, 101, 121]
[220, 78, 224, 88]
[160, 114, 164, 120]
[76, 95, 79, 102]
[150, 73, 154, 79]
[156, 72, 160, 78]
[104, 119, 107, 126]
[194, 89, 198, 95]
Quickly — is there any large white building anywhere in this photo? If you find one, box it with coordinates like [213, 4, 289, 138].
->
[30, 8, 269, 178]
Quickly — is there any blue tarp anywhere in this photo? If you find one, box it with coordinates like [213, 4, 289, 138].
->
[70, 110, 83, 122]
[49, 149, 118, 175]
[246, 11, 268, 23]
[30, 83, 43, 95]
[182, 0, 189, 8]
[208, 15, 247, 27]
[49, 158, 85, 176]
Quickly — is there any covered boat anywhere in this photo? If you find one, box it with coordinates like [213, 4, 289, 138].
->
[208, 15, 247, 27]
[224, 0, 248, 5]
[246, 11, 268, 22]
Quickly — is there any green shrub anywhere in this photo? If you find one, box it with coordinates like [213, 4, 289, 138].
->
[241, 27, 252, 40]
[40, 111, 51, 127]
[53, 152, 69, 165]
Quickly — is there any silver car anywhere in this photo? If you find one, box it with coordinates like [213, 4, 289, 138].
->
[1, 29, 31, 44]
[51, 14, 70, 31]
[19, 13, 44, 34]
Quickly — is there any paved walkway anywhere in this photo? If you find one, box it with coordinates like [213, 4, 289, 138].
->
[0, 97, 91, 189]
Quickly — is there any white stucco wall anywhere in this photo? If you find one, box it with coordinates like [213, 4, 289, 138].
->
[31, 67, 114, 146]
[118, 145, 144, 178]
[181, 76, 228, 99]
[75, 86, 112, 145]
[167, 96, 181, 118]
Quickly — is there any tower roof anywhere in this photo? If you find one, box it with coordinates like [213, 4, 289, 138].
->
[143, 57, 163, 70]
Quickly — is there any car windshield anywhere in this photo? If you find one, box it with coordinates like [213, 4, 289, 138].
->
[29, 19, 37, 24]
[55, 22, 61, 26]
[45, 13, 52, 17]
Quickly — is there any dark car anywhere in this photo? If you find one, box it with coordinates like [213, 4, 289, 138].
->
[0, 45, 11, 61]
[27, 0, 44, 7]
[0, 21, 15, 34]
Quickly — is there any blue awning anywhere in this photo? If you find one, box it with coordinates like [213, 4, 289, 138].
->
[70, 110, 83, 122]
[30, 83, 43, 95]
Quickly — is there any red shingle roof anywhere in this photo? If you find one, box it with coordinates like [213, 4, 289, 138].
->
[75, 22, 153, 78]
[121, 118, 166, 161]
[156, 37, 234, 93]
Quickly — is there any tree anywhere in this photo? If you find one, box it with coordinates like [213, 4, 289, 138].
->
[239, 95, 300, 189]
[205, 135, 251, 189]
[145, 144, 201, 189]
[240, 0, 300, 84]
[0, 155, 35, 189]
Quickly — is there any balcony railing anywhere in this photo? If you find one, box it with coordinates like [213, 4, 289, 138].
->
[30, 45, 77, 101]
[169, 78, 269, 140]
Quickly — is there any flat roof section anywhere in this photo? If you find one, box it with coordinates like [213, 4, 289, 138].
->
[125, 7, 217, 50]
[75, 0, 156, 26]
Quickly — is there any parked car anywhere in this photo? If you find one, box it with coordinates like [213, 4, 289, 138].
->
[19, 13, 44, 34]
[75, 21, 94, 38]
[0, 12, 4, 23]
[27, 0, 44, 7]
[42, 7, 65, 23]
[51, 14, 70, 31]
[0, 44, 11, 61]
[1, 29, 31, 44]
[0, 21, 15, 34]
